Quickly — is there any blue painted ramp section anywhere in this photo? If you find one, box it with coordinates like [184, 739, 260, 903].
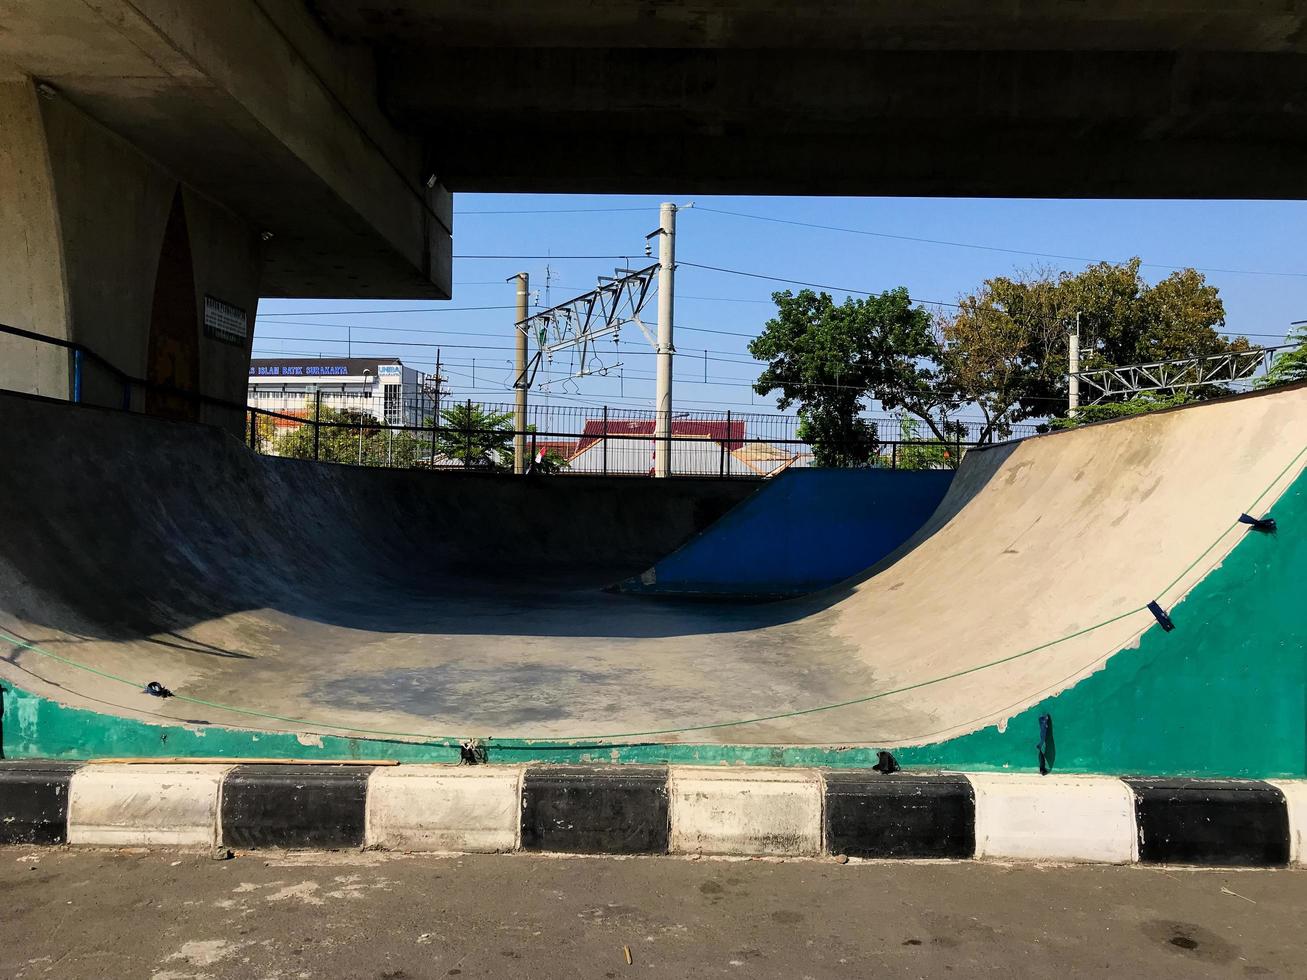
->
[616, 468, 954, 598]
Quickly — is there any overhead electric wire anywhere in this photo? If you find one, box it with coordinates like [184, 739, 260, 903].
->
[692, 206, 1307, 279]
[679, 260, 960, 308]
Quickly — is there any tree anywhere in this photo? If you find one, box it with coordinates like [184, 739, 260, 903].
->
[1258, 324, 1307, 389]
[939, 259, 1246, 438]
[749, 287, 944, 466]
[435, 402, 515, 469]
[275, 403, 429, 466]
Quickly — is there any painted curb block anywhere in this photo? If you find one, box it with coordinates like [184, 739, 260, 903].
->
[2, 763, 1302, 866]
[823, 772, 974, 859]
[1125, 778, 1291, 867]
[0, 761, 78, 845]
[970, 773, 1138, 864]
[366, 766, 521, 853]
[670, 767, 822, 856]
[521, 766, 669, 855]
[68, 764, 228, 847]
[221, 764, 371, 849]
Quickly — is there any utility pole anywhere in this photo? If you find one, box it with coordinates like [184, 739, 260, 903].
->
[512, 272, 530, 474]
[653, 202, 677, 478]
[1068, 311, 1081, 417]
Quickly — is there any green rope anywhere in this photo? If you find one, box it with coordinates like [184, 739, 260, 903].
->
[2, 441, 1302, 749]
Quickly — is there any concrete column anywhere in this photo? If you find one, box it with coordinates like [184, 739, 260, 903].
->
[513, 273, 529, 474]
[0, 80, 70, 400]
[653, 202, 676, 478]
[0, 78, 260, 433]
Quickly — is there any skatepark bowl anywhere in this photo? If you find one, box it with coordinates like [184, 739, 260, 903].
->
[0, 383, 1304, 777]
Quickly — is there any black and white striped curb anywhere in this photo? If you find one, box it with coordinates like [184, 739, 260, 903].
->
[1, 763, 1303, 866]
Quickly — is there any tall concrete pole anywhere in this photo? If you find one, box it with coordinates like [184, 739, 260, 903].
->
[513, 272, 529, 474]
[1068, 311, 1081, 418]
[654, 203, 677, 478]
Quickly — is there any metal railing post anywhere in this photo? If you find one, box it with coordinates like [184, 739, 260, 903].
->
[722, 410, 730, 477]
[249, 408, 257, 451]
[602, 406, 608, 476]
[72, 348, 83, 404]
[892, 442, 898, 470]
[464, 398, 472, 468]
[313, 390, 322, 461]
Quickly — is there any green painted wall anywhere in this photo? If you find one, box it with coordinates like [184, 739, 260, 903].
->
[3, 471, 1303, 777]
[896, 469, 1307, 778]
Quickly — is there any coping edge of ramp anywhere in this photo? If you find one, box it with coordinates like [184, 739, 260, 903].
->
[1, 762, 1302, 868]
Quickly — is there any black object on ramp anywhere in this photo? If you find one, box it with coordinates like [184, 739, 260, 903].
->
[0, 761, 81, 845]
[521, 766, 670, 855]
[1125, 778, 1289, 866]
[823, 771, 976, 859]
[221, 765, 373, 849]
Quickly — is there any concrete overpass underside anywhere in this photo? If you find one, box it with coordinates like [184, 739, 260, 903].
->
[1, 1, 1305, 420]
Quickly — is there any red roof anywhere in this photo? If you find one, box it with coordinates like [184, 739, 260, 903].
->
[573, 418, 746, 455]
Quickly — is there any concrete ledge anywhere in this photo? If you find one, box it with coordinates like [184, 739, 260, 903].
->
[670, 767, 821, 856]
[968, 774, 1137, 864]
[824, 772, 975, 859]
[0, 761, 79, 845]
[221, 764, 372, 849]
[4, 763, 1300, 865]
[1126, 779, 1290, 867]
[366, 766, 521, 853]
[68, 764, 227, 847]
[1268, 780, 1307, 866]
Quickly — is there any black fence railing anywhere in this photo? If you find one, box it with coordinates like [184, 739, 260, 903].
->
[1, 323, 1038, 479]
[246, 391, 1038, 478]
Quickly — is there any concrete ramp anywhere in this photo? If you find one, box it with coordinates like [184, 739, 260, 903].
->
[615, 468, 954, 599]
[1, 386, 1304, 777]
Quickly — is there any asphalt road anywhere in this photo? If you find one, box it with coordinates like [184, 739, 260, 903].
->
[1, 848, 1303, 979]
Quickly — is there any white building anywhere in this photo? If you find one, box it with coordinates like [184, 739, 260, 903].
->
[246, 357, 430, 426]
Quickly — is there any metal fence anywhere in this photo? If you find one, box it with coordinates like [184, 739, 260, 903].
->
[0, 322, 1037, 480]
[247, 389, 1039, 478]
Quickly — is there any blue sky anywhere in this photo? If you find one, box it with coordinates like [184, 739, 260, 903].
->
[255, 195, 1306, 419]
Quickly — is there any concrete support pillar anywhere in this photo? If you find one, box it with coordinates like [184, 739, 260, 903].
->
[0, 78, 260, 433]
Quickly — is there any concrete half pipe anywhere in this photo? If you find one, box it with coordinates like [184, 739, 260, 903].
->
[0, 385, 1303, 777]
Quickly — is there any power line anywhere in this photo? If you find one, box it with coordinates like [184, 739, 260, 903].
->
[680, 260, 960, 308]
[258, 305, 515, 318]
[459, 207, 651, 215]
[455, 254, 638, 260]
[693, 206, 1307, 279]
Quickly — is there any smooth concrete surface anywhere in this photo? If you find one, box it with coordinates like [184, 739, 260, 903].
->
[66, 764, 227, 847]
[1, 386, 1304, 764]
[1270, 780, 1307, 866]
[0, 0, 449, 299]
[3, 849, 1306, 979]
[969, 773, 1139, 865]
[669, 767, 822, 857]
[315, 1, 1307, 197]
[365, 766, 522, 853]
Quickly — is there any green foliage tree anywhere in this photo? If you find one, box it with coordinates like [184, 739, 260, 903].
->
[276, 403, 430, 466]
[749, 287, 946, 466]
[1044, 392, 1193, 431]
[892, 413, 959, 469]
[435, 402, 515, 469]
[1257, 324, 1307, 390]
[939, 259, 1246, 438]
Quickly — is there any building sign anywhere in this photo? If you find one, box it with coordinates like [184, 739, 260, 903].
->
[251, 363, 351, 377]
[203, 295, 248, 346]
[378, 364, 402, 382]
